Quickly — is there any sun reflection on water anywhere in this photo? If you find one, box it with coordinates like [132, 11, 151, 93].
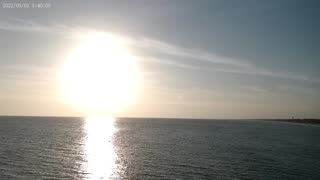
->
[84, 117, 118, 179]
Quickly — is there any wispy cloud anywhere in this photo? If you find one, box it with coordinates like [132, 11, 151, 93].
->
[131, 38, 254, 69]
[1, 18, 318, 83]
[130, 37, 320, 83]
[0, 65, 56, 86]
[0, 17, 95, 38]
[0, 17, 62, 33]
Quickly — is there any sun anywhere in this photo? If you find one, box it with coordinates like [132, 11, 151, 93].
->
[59, 32, 140, 115]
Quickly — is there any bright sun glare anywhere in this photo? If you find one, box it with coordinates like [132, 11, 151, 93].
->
[59, 32, 140, 115]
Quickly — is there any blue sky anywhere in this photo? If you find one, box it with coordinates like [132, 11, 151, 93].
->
[0, 0, 319, 118]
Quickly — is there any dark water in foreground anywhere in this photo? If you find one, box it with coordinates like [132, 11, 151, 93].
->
[0, 117, 320, 179]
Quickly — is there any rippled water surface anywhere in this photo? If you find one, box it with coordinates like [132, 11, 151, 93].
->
[0, 117, 320, 179]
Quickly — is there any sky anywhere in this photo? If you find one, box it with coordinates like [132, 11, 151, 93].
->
[0, 0, 319, 118]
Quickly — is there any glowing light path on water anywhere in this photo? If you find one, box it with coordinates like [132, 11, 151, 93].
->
[83, 117, 118, 179]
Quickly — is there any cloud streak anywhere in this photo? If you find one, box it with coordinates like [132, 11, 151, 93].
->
[130, 38, 319, 83]
[1, 18, 318, 83]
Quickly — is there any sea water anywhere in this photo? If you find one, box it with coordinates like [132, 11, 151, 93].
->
[0, 116, 319, 179]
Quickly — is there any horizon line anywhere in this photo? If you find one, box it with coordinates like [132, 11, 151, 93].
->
[0, 115, 318, 121]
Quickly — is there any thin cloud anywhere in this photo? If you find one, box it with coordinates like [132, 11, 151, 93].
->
[131, 39, 319, 83]
[1, 18, 318, 83]
[131, 37, 254, 69]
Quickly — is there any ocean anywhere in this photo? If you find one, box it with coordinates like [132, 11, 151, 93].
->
[0, 116, 319, 179]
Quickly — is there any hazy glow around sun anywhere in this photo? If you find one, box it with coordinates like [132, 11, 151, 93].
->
[59, 32, 140, 115]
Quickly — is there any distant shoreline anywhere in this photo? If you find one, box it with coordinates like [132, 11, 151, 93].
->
[268, 119, 320, 125]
